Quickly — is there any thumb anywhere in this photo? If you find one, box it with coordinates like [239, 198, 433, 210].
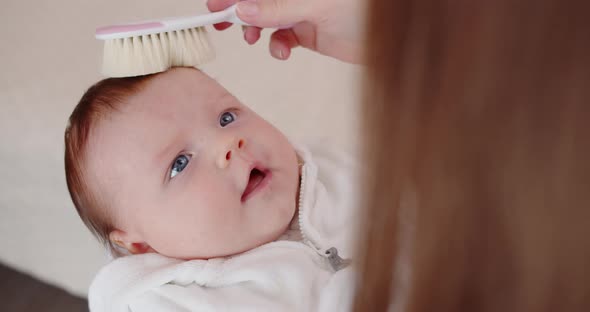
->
[235, 0, 313, 28]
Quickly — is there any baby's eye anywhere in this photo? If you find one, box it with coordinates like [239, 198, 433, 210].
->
[219, 111, 237, 127]
[170, 154, 191, 179]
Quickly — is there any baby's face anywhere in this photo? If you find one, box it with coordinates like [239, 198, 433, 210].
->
[87, 68, 299, 259]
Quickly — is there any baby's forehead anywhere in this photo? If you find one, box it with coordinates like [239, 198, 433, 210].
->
[124, 68, 232, 115]
[89, 67, 240, 150]
[157, 67, 213, 86]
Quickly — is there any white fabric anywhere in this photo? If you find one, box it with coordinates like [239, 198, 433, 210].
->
[89, 144, 360, 312]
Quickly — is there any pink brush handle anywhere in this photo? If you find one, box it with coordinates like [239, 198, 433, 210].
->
[96, 22, 165, 36]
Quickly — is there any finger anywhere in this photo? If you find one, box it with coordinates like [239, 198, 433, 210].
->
[236, 0, 312, 28]
[214, 22, 233, 31]
[269, 29, 300, 60]
[243, 26, 262, 45]
[208, 0, 239, 30]
[206, 0, 238, 12]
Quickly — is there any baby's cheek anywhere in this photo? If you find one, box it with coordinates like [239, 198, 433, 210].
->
[263, 183, 295, 216]
[197, 183, 239, 216]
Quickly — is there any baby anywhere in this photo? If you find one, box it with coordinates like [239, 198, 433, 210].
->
[65, 67, 358, 311]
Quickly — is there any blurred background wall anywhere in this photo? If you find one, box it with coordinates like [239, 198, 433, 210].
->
[0, 0, 361, 298]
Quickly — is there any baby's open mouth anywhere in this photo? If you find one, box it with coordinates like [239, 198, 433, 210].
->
[241, 167, 270, 202]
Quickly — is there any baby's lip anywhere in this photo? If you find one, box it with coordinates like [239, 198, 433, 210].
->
[240, 164, 271, 202]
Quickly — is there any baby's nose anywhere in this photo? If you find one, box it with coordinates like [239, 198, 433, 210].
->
[217, 138, 245, 169]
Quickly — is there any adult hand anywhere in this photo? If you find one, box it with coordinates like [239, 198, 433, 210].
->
[207, 0, 365, 63]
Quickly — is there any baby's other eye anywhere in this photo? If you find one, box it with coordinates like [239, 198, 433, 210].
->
[170, 154, 191, 179]
[219, 111, 237, 127]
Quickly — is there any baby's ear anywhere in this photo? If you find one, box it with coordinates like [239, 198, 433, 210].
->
[109, 230, 154, 255]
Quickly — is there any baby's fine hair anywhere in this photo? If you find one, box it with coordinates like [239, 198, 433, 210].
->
[64, 74, 158, 257]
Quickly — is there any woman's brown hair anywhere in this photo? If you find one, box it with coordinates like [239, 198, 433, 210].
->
[65, 74, 156, 257]
[355, 0, 590, 311]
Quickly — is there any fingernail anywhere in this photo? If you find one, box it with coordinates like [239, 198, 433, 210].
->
[273, 48, 284, 60]
[243, 28, 250, 43]
[237, 1, 259, 17]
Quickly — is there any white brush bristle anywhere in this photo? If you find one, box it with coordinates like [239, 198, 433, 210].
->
[101, 27, 214, 77]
